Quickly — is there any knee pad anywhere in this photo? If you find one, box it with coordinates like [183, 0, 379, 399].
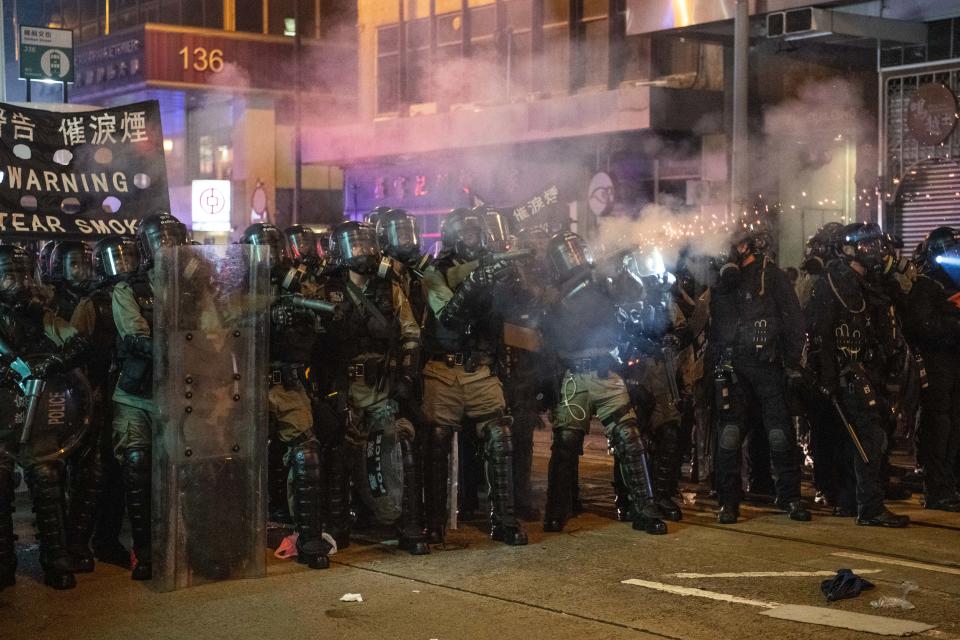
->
[718, 424, 741, 451]
[768, 428, 789, 453]
[484, 418, 515, 456]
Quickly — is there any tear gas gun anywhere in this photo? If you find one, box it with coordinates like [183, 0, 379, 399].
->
[282, 294, 340, 316]
[480, 249, 534, 266]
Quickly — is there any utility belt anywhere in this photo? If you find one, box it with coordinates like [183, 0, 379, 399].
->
[269, 363, 306, 390]
[563, 356, 614, 377]
[346, 356, 388, 386]
[429, 351, 491, 373]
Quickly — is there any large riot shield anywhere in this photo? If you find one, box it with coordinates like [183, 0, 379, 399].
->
[153, 245, 269, 591]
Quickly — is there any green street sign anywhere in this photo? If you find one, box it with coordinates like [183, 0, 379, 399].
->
[19, 26, 75, 83]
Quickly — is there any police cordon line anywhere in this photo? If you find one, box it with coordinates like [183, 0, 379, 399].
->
[1, 206, 959, 591]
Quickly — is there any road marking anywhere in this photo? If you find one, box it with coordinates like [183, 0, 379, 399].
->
[832, 552, 960, 576]
[621, 579, 779, 608]
[759, 605, 934, 636]
[668, 569, 882, 579]
[624, 579, 938, 636]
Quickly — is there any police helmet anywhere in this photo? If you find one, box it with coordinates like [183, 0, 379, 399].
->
[441, 208, 488, 262]
[545, 231, 594, 282]
[330, 221, 380, 275]
[137, 212, 187, 268]
[93, 236, 140, 280]
[376, 208, 420, 264]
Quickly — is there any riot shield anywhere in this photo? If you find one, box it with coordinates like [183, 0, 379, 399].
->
[153, 245, 270, 591]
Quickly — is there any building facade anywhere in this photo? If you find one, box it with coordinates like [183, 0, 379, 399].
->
[2, 0, 357, 241]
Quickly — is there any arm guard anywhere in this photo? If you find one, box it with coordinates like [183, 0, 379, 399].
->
[438, 275, 481, 327]
[122, 334, 154, 359]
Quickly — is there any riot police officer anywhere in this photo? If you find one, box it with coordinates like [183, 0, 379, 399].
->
[806, 223, 910, 527]
[902, 227, 960, 511]
[319, 221, 428, 554]
[708, 228, 810, 524]
[285, 224, 321, 271]
[541, 232, 667, 535]
[69, 237, 141, 569]
[419, 208, 528, 545]
[113, 212, 188, 580]
[48, 241, 95, 320]
[615, 248, 690, 522]
[0, 245, 91, 590]
[241, 222, 331, 569]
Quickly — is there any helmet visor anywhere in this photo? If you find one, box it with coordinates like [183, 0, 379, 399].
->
[383, 217, 419, 257]
[550, 234, 594, 278]
[63, 249, 94, 283]
[101, 243, 140, 277]
[288, 229, 318, 261]
[339, 227, 380, 261]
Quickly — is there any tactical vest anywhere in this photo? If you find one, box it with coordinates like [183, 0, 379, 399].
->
[546, 274, 619, 357]
[732, 257, 781, 362]
[0, 299, 58, 359]
[85, 284, 119, 383]
[50, 282, 87, 322]
[423, 257, 497, 356]
[270, 291, 320, 366]
[824, 264, 877, 368]
[326, 275, 396, 361]
[115, 274, 155, 398]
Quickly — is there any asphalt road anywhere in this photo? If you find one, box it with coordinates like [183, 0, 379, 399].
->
[3, 432, 959, 640]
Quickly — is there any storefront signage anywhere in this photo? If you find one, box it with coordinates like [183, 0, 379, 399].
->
[907, 83, 959, 146]
[0, 100, 169, 238]
[72, 24, 355, 100]
[191, 180, 231, 231]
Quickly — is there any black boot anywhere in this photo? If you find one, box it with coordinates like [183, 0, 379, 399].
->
[611, 421, 667, 535]
[267, 436, 292, 524]
[511, 413, 540, 521]
[124, 449, 152, 581]
[0, 462, 16, 591]
[483, 419, 528, 546]
[28, 463, 76, 590]
[67, 444, 105, 573]
[612, 457, 633, 522]
[424, 425, 451, 544]
[543, 430, 582, 532]
[320, 443, 352, 551]
[857, 507, 910, 528]
[397, 438, 429, 555]
[92, 446, 129, 568]
[653, 423, 683, 522]
[290, 442, 330, 569]
[717, 504, 739, 524]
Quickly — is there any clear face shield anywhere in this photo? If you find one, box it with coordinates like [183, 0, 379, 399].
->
[339, 227, 381, 274]
[147, 223, 187, 256]
[382, 216, 420, 262]
[0, 253, 33, 301]
[484, 211, 510, 252]
[548, 234, 594, 281]
[100, 243, 140, 278]
[63, 249, 94, 284]
[287, 229, 318, 263]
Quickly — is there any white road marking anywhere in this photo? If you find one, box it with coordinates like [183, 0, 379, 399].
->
[832, 552, 960, 576]
[624, 579, 939, 636]
[621, 579, 779, 608]
[668, 569, 882, 579]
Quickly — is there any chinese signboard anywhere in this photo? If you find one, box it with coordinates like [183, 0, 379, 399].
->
[19, 26, 75, 83]
[0, 100, 170, 238]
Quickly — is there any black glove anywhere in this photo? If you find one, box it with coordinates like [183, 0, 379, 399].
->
[123, 334, 153, 359]
[33, 355, 65, 379]
[469, 261, 511, 288]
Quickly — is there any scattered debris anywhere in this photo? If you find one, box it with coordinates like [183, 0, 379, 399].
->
[340, 593, 364, 603]
[871, 581, 919, 610]
[820, 569, 876, 602]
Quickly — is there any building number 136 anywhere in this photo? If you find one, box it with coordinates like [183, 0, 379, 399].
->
[179, 46, 224, 72]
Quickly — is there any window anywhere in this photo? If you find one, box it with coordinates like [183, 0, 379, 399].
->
[376, 25, 401, 114]
[506, 0, 532, 96]
[181, 0, 225, 29]
[267, 0, 313, 37]
[198, 135, 214, 176]
[235, 0, 264, 33]
[542, 2, 569, 95]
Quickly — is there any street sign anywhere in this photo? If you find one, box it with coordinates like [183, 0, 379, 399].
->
[19, 26, 75, 83]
